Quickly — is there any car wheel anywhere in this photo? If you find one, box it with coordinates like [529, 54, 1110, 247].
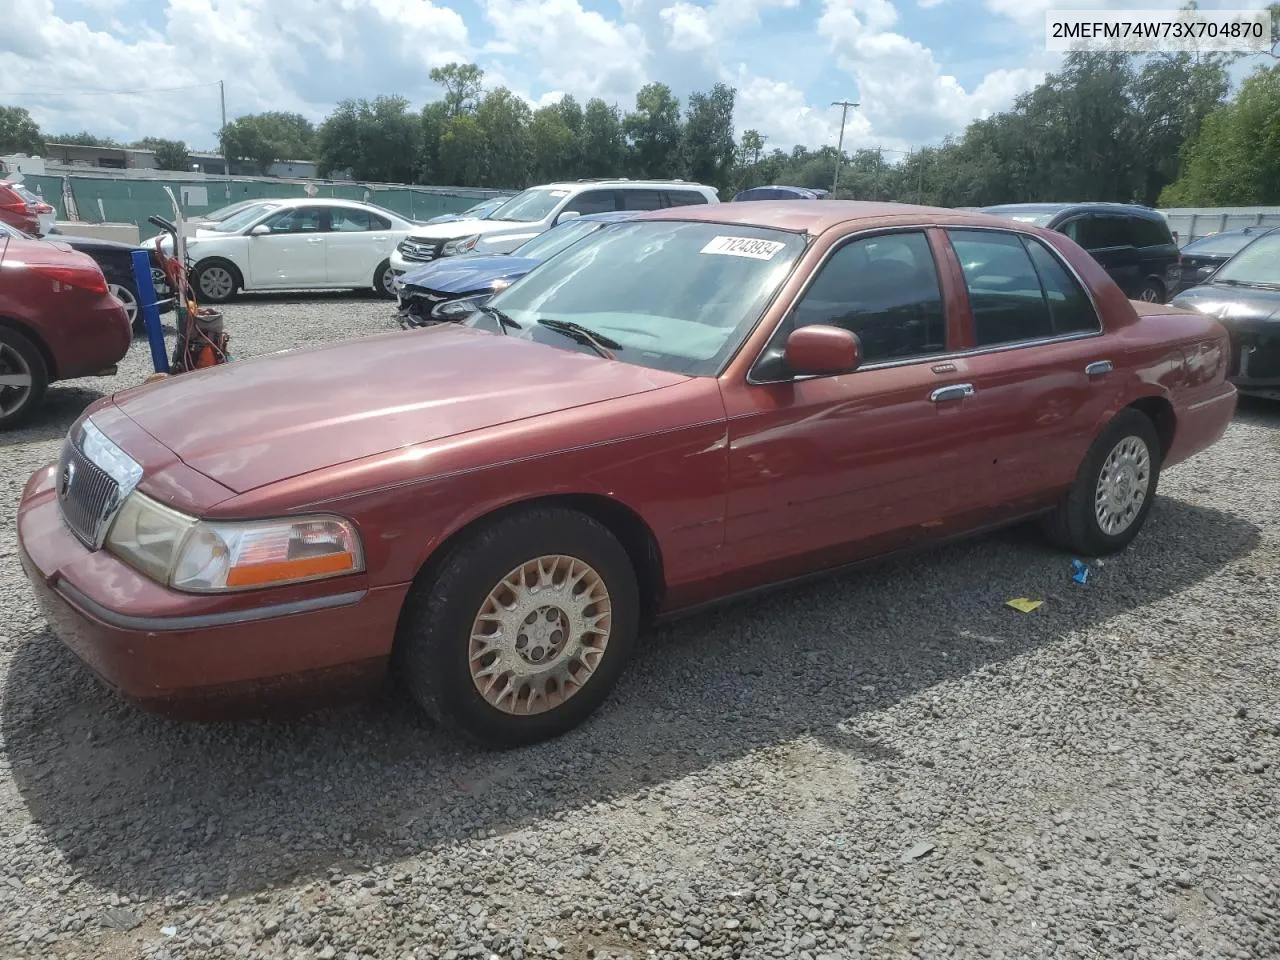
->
[373, 259, 395, 298]
[1042, 408, 1162, 556]
[192, 259, 239, 304]
[397, 507, 640, 748]
[1137, 280, 1165, 303]
[106, 280, 143, 335]
[0, 326, 50, 431]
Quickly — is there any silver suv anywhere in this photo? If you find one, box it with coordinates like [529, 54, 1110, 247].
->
[389, 179, 720, 277]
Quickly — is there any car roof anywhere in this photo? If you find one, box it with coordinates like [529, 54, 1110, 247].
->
[541, 180, 716, 191]
[981, 201, 1166, 222]
[574, 211, 640, 223]
[638, 199, 1038, 235]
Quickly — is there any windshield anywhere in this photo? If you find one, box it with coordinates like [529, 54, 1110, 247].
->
[1213, 233, 1280, 285]
[477, 220, 807, 375]
[214, 202, 281, 233]
[202, 200, 259, 221]
[487, 188, 569, 223]
[981, 206, 1059, 227]
[1184, 232, 1265, 258]
[510, 218, 609, 261]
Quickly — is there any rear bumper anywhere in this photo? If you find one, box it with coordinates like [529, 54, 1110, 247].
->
[56, 299, 132, 380]
[17, 465, 408, 719]
[1166, 384, 1237, 469]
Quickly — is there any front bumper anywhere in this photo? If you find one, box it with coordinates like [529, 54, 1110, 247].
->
[1226, 324, 1280, 397]
[17, 465, 409, 719]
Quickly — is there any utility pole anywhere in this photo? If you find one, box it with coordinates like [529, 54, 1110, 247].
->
[219, 80, 231, 199]
[830, 99, 858, 195]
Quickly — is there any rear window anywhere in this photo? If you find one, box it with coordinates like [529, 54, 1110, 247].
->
[666, 190, 709, 206]
[1130, 217, 1173, 248]
[1182, 232, 1261, 257]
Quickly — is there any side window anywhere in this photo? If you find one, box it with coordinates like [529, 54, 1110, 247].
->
[1024, 238, 1101, 334]
[621, 189, 664, 211]
[665, 190, 708, 207]
[262, 207, 328, 234]
[330, 208, 373, 232]
[370, 213, 392, 230]
[1080, 216, 1130, 249]
[949, 230, 1053, 346]
[1131, 217, 1171, 248]
[567, 190, 617, 215]
[791, 230, 947, 363]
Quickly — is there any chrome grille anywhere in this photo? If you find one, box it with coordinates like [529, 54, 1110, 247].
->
[55, 419, 142, 550]
[397, 238, 442, 262]
[57, 443, 120, 548]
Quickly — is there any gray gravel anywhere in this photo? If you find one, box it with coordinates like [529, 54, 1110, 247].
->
[2, 293, 1278, 960]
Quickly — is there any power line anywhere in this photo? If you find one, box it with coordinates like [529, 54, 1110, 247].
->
[0, 81, 221, 98]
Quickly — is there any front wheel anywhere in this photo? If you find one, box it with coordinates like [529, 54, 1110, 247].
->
[192, 259, 239, 304]
[396, 507, 640, 747]
[1042, 408, 1162, 556]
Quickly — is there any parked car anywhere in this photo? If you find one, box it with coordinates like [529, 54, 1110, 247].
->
[733, 185, 821, 201]
[1171, 228, 1280, 401]
[4, 180, 57, 234]
[185, 198, 275, 228]
[16, 201, 1237, 745]
[393, 211, 638, 327]
[0, 221, 175, 332]
[0, 181, 42, 235]
[388, 179, 719, 280]
[980, 203, 1180, 303]
[140, 198, 419, 303]
[1172, 226, 1275, 294]
[423, 195, 514, 225]
[0, 233, 131, 428]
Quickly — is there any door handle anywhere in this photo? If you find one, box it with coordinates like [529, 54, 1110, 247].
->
[929, 383, 975, 403]
[306, 237, 324, 244]
[1085, 360, 1113, 376]
[372, 235, 388, 241]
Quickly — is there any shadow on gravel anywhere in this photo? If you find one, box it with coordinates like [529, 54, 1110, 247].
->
[2, 497, 1260, 900]
[1235, 395, 1280, 426]
[3, 385, 108, 445]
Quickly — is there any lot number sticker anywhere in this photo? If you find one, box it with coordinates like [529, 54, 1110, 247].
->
[700, 235, 787, 261]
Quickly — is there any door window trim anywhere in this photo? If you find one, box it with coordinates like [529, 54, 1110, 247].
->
[745, 223, 1104, 386]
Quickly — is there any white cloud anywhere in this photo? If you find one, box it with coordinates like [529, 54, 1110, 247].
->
[658, 0, 800, 52]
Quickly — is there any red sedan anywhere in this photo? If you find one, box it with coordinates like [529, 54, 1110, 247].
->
[1, 232, 132, 428]
[17, 202, 1237, 746]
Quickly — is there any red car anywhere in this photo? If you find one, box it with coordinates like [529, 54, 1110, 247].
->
[0, 233, 132, 428]
[17, 202, 1236, 746]
[0, 181, 45, 236]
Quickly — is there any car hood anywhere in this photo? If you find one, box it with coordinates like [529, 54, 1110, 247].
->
[403, 217, 531, 241]
[1172, 282, 1280, 322]
[399, 255, 540, 294]
[58, 235, 143, 254]
[108, 324, 688, 493]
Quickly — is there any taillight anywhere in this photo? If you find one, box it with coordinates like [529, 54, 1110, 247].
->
[0, 198, 25, 213]
[29, 263, 109, 295]
[34, 202, 53, 214]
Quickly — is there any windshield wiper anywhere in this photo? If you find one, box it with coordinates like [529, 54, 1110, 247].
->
[536, 318, 619, 359]
[479, 304, 522, 333]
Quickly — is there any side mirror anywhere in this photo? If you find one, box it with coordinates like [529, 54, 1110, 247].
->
[556, 210, 581, 225]
[249, 224, 271, 236]
[783, 324, 861, 377]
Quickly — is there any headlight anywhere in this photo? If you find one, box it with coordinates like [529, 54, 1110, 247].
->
[432, 293, 492, 320]
[105, 492, 364, 592]
[441, 234, 480, 256]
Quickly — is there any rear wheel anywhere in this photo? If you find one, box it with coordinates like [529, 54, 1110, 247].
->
[1136, 279, 1165, 303]
[397, 507, 640, 747]
[373, 259, 395, 298]
[0, 326, 50, 430]
[1042, 408, 1162, 556]
[105, 278, 143, 335]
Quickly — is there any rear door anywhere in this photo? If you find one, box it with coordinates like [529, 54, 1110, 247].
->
[325, 207, 393, 285]
[1062, 214, 1141, 296]
[619, 189, 664, 212]
[940, 227, 1117, 506]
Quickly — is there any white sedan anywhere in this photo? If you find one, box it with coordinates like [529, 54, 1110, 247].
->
[144, 199, 419, 303]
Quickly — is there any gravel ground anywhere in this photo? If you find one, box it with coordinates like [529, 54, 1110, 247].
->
[1, 295, 1278, 960]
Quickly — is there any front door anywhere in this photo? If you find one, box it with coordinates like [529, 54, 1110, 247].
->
[247, 206, 330, 287]
[720, 229, 979, 586]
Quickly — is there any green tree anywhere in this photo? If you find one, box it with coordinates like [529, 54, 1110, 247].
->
[624, 83, 682, 179]
[418, 101, 450, 183]
[438, 115, 486, 186]
[430, 63, 485, 118]
[220, 112, 315, 175]
[50, 131, 119, 147]
[680, 83, 736, 191]
[316, 96, 419, 182]
[151, 138, 191, 171]
[528, 105, 576, 184]
[1161, 64, 1280, 204]
[0, 106, 44, 154]
[579, 98, 626, 178]
[554, 94, 584, 138]
[475, 88, 531, 188]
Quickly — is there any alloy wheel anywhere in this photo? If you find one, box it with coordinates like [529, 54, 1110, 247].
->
[1094, 436, 1151, 535]
[199, 266, 234, 301]
[0, 343, 34, 418]
[108, 283, 139, 325]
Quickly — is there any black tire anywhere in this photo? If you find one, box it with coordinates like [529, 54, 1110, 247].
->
[0, 325, 50, 431]
[373, 259, 395, 298]
[396, 507, 640, 748]
[1042, 408, 1163, 556]
[191, 258, 240, 304]
[1136, 279, 1165, 304]
[103, 272, 145, 335]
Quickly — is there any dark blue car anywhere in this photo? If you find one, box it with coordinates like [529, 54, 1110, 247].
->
[393, 211, 638, 328]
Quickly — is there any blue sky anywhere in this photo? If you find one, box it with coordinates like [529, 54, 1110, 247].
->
[2, 0, 1274, 159]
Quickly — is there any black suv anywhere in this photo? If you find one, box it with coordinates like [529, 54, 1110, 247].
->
[980, 203, 1180, 303]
